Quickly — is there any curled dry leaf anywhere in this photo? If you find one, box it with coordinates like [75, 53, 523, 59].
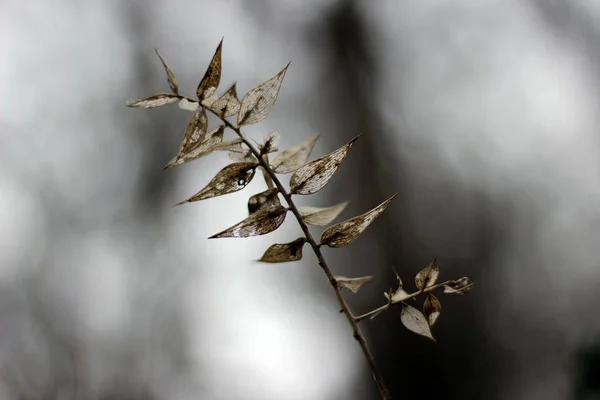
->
[290, 136, 358, 195]
[248, 188, 281, 215]
[443, 277, 474, 295]
[335, 276, 374, 294]
[415, 258, 440, 291]
[210, 83, 240, 118]
[320, 194, 397, 248]
[154, 48, 179, 94]
[298, 201, 349, 226]
[197, 39, 223, 100]
[423, 294, 442, 327]
[261, 131, 280, 154]
[258, 237, 306, 263]
[126, 93, 182, 109]
[401, 304, 435, 342]
[174, 162, 257, 205]
[238, 63, 290, 126]
[209, 205, 288, 238]
[388, 267, 410, 303]
[270, 135, 319, 174]
[178, 97, 200, 112]
[163, 126, 225, 170]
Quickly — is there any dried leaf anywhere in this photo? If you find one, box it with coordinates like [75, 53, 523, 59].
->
[260, 131, 280, 154]
[298, 201, 349, 226]
[212, 139, 244, 152]
[335, 276, 374, 294]
[210, 83, 241, 118]
[126, 93, 181, 109]
[270, 135, 319, 174]
[388, 267, 410, 303]
[290, 136, 358, 195]
[258, 238, 306, 263]
[177, 107, 209, 155]
[228, 148, 257, 163]
[237, 63, 290, 126]
[423, 294, 442, 327]
[154, 48, 179, 94]
[415, 258, 439, 291]
[175, 162, 257, 205]
[197, 39, 223, 100]
[163, 126, 225, 170]
[443, 277, 474, 295]
[248, 188, 281, 215]
[401, 304, 435, 342]
[209, 205, 288, 238]
[178, 97, 200, 112]
[320, 194, 397, 248]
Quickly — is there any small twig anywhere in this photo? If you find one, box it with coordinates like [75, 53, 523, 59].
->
[354, 280, 455, 322]
[205, 107, 392, 400]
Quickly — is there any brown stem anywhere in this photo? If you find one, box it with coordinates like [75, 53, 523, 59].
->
[206, 107, 391, 400]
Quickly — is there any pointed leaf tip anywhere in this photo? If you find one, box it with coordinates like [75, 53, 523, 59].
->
[197, 39, 223, 101]
[209, 205, 288, 239]
[335, 276, 374, 294]
[126, 93, 182, 108]
[423, 294, 442, 327]
[320, 194, 397, 248]
[415, 258, 439, 291]
[401, 304, 435, 342]
[154, 48, 179, 95]
[298, 201, 349, 226]
[258, 237, 306, 263]
[271, 135, 319, 174]
[290, 136, 358, 195]
[237, 64, 289, 126]
[177, 162, 257, 204]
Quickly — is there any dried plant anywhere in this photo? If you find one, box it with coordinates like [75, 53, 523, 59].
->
[127, 39, 474, 400]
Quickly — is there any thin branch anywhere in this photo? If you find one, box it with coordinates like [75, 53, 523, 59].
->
[354, 279, 456, 322]
[205, 107, 392, 400]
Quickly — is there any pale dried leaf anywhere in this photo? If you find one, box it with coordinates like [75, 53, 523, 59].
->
[290, 136, 358, 195]
[126, 93, 181, 109]
[298, 201, 349, 226]
[423, 294, 442, 327]
[261, 131, 280, 154]
[175, 162, 257, 205]
[178, 97, 200, 112]
[415, 258, 440, 291]
[387, 266, 411, 303]
[163, 126, 225, 170]
[228, 148, 256, 163]
[201, 92, 219, 108]
[178, 107, 209, 154]
[210, 83, 241, 118]
[270, 135, 319, 174]
[320, 194, 398, 248]
[248, 188, 281, 215]
[258, 238, 306, 263]
[238, 63, 290, 126]
[335, 276, 373, 294]
[443, 277, 474, 295]
[197, 39, 223, 100]
[212, 139, 244, 152]
[154, 48, 179, 94]
[401, 304, 435, 342]
[209, 205, 288, 238]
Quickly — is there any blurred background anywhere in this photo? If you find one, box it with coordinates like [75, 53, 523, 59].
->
[2, 0, 600, 399]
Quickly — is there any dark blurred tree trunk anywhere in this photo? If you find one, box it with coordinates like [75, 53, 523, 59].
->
[306, 1, 504, 398]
